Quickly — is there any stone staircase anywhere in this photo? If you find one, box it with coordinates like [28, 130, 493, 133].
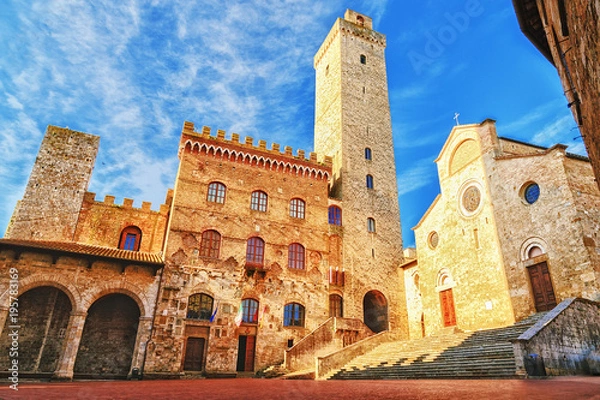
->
[327, 313, 546, 380]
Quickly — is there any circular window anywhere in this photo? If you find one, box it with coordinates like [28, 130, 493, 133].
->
[523, 183, 540, 204]
[460, 184, 482, 216]
[428, 231, 439, 249]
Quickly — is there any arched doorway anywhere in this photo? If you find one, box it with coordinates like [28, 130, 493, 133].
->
[363, 290, 388, 333]
[0, 286, 71, 373]
[74, 293, 140, 378]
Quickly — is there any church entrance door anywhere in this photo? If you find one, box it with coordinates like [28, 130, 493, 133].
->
[528, 262, 557, 312]
[440, 289, 456, 327]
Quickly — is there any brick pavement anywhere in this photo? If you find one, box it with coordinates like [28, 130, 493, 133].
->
[1, 377, 600, 400]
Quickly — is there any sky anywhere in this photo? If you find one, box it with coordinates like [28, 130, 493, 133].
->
[0, 0, 585, 247]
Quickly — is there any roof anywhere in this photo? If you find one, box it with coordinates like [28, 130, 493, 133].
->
[512, 0, 554, 63]
[0, 239, 164, 266]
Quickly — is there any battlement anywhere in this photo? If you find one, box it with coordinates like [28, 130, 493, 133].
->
[84, 192, 171, 214]
[180, 121, 332, 180]
[315, 10, 385, 67]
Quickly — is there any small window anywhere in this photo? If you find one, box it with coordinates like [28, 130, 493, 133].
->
[365, 148, 372, 160]
[366, 175, 374, 189]
[558, 0, 569, 36]
[523, 183, 540, 204]
[284, 303, 305, 327]
[289, 198, 306, 219]
[360, 54, 366, 64]
[241, 298, 259, 324]
[119, 226, 142, 251]
[288, 243, 306, 269]
[207, 182, 226, 203]
[187, 293, 214, 320]
[328, 206, 342, 225]
[251, 190, 268, 212]
[200, 230, 221, 258]
[367, 218, 376, 233]
[329, 294, 343, 318]
[246, 237, 265, 267]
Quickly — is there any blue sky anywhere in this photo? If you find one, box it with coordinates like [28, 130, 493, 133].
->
[0, 0, 584, 247]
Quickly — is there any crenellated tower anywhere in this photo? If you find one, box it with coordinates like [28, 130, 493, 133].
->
[6, 125, 99, 241]
[314, 10, 406, 334]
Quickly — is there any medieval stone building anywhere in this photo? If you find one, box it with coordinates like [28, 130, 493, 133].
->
[513, 0, 600, 188]
[0, 10, 406, 379]
[407, 119, 600, 339]
[1, 8, 599, 381]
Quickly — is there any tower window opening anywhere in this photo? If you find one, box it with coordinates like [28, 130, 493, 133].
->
[360, 54, 366, 64]
[366, 174, 374, 189]
[365, 148, 372, 160]
[367, 218, 376, 233]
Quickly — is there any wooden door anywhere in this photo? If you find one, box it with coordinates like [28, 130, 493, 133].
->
[183, 338, 205, 371]
[528, 262, 557, 312]
[440, 289, 456, 327]
[236, 335, 256, 372]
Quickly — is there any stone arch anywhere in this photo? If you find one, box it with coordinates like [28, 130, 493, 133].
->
[4, 273, 81, 312]
[81, 282, 150, 317]
[363, 290, 388, 333]
[74, 293, 140, 378]
[449, 138, 479, 175]
[0, 285, 72, 373]
[520, 237, 549, 261]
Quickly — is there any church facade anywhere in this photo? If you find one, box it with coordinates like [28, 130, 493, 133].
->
[408, 119, 600, 339]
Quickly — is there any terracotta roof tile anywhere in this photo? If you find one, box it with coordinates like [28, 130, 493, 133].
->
[0, 239, 164, 265]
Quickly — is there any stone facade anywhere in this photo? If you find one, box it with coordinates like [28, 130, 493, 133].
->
[0, 10, 407, 379]
[513, 0, 600, 188]
[413, 119, 600, 336]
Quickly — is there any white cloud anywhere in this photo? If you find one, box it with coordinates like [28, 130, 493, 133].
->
[397, 157, 437, 196]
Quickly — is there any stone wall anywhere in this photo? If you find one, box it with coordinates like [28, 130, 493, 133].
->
[513, 298, 600, 375]
[74, 191, 171, 253]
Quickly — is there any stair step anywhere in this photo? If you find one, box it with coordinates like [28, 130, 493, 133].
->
[325, 313, 547, 380]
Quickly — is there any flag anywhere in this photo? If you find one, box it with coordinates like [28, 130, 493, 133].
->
[234, 303, 243, 327]
[210, 301, 219, 323]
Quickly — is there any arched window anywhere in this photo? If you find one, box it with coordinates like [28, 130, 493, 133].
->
[328, 206, 342, 225]
[200, 230, 221, 258]
[329, 294, 343, 318]
[360, 54, 366, 64]
[367, 218, 376, 233]
[207, 182, 226, 203]
[284, 303, 305, 327]
[288, 243, 305, 269]
[246, 237, 265, 267]
[289, 198, 305, 219]
[119, 226, 142, 251]
[187, 293, 214, 320]
[366, 175, 374, 189]
[251, 190, 268, 212]
[365, 148, 372, 160]
[241, 298, 259, 324]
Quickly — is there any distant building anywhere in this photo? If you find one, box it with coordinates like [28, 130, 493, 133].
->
[513, 0, 600, 188]
[409, 119, 600, 338]
[0, 10, 406, 379]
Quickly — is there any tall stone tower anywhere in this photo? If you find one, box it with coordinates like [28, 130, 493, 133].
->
[314, 10, 406, 334]
[6, 125, 99, 241]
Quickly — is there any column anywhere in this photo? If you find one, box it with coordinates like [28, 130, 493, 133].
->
[53, 311, 87, 380]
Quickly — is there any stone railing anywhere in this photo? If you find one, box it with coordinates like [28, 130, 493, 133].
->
[316, 329, 393, 380]
[285, 318, 372, 372]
